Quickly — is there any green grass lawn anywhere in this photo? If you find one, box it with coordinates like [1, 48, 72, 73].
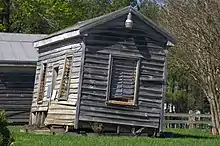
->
[9, 127, 220, 146]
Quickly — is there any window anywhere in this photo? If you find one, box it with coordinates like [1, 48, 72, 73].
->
[106, 56, 141, 106]
[52, 66, 59, 90]
[58, 55, 73, 100]
[38, 63, 47, 102]
[46, 66, 59, 100]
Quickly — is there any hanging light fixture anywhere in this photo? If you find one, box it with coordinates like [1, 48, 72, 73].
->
[125, 9, 133, 29]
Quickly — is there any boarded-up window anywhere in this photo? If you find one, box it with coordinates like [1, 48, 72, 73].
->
[38, 63, 47, 102]
[107, 56, 141, 106]
[58, 55, 73, 100]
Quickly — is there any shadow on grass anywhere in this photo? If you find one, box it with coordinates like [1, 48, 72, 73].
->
[161, 132, 219, 139]
[0, 125, 14, 146]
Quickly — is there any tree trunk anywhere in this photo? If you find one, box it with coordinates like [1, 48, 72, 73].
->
[205, 91, 220, 135]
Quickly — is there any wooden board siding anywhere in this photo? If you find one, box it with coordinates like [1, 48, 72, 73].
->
[78, 14, 167, 129]
[31, 39, 82, 126]
[0, 67, 35, 124]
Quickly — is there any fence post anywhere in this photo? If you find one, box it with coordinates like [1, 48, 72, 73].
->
[188, 110, 195, 129]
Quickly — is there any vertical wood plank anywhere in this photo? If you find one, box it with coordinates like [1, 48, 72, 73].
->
[133, 58, 141, 105]
[36, 63, 43, 102]
[159, 48, 168, 133]
[106, 54, 113, 101]
[40, 111, 46, 127]
[75, 41, 85, 129]
[36, 112, 41, 127]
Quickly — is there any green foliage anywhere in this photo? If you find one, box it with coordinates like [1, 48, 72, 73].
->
[0, 111, 7, 126]
[2, 0, 160, 34]
[166, 54, 209, 113]
[10, 0, 80, 33]
[139, 0, 160, 22]
[81, 0, 130, 19]
[7, 0, 131, 34]
[0, 24, 6, 31]
[0, 1, 7, 31]
[0, 110, 13, 146]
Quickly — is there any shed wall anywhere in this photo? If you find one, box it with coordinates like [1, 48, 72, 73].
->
[78, 15, 167, 129]
[31, 39, 83, 126]
[0, 67, 35, 124]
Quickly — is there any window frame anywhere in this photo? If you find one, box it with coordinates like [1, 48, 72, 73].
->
[46, 65, 59, 101]
[106, 54, 141, 106]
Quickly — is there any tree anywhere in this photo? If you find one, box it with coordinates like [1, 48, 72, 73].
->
[10, 0, 84, 34]
[166, 59, 209, 113]
[80, 0, 130, 20]
[159, 0, 220, 135]
[5, 0, 131, 34]
[0, 0, 10, 31]
[3, 0, 162, 34]
[139, 0, 161, 21]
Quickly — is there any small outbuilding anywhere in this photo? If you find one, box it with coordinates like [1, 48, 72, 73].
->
[0, 32, 46, 124]
[29, 6, 175, 136]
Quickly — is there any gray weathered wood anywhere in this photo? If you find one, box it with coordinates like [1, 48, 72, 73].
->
[106, 54, 113, 101]
[74, 41, 86, 129]
[0, 68, 35, 124]
[28, 7, 175, 135]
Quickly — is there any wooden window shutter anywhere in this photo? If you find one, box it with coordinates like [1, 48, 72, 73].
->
[58, 55, 73, 100]
[37, 63, 47, 103]
[106, 56, 140, 106]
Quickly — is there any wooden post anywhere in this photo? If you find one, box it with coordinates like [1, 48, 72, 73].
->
[188, 110, 195, 129]
[36, 112, 41, 127]
[117, 126, 120, 135]
[159, 49, 169, 133]
[40, 112, 46, 127]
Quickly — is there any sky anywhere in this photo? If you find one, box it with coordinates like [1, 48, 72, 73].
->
[97, 0, 164, 8]
[134, 0, 164, 9]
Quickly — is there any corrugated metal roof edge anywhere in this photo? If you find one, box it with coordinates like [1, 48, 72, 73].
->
[0, 60, 37, 67]
[0, 32, 46, 62]
[0, 32, 47, 36]
[0, 32, 47, 42]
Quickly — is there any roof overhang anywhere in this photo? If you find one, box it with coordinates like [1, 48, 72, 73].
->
[166, 40, 175, 47]
[33, 30, 80, 48]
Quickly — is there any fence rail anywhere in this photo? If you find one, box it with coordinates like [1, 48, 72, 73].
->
[164, 113, 212, 129]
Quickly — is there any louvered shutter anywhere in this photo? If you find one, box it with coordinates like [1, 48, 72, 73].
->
[58, 55, 73, 100]
[37, 63, 47, 102]
[110, 58, 136, 102]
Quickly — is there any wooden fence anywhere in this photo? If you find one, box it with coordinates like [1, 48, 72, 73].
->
[164, 113, 212, 129]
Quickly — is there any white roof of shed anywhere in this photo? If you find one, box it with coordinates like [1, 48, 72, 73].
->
[0, 32, 47, 63]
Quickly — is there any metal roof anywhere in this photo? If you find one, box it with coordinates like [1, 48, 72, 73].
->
[36, 6, 176, 45]
[0, 33, 47, 63]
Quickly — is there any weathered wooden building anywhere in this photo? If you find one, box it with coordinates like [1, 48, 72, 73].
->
[0, 32, 46, 124]
[29, 6, 175, 135]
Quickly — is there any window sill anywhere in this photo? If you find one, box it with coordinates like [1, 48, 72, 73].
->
[58, 98, 68, 101]
[106, 100, 137, 106]
[37, 100, 43, 104]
